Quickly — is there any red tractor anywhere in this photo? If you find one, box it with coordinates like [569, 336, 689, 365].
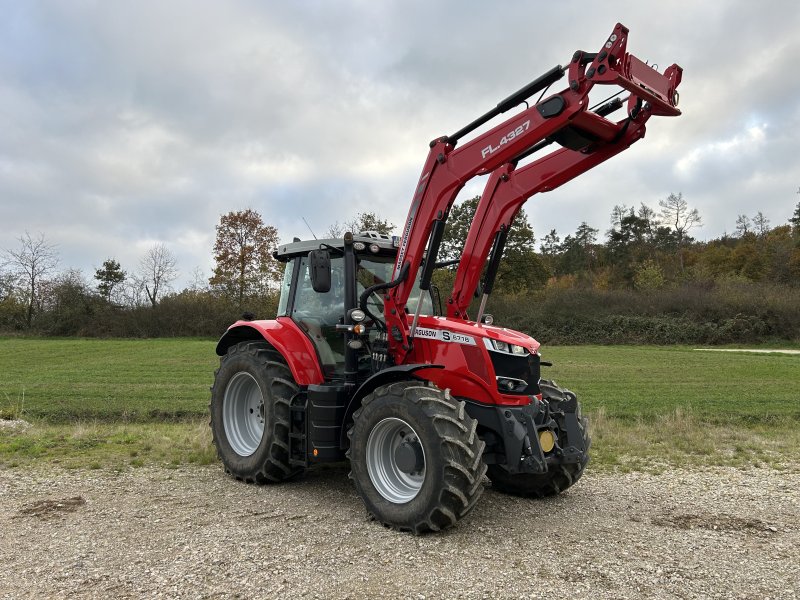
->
[210, 24, 682, 533]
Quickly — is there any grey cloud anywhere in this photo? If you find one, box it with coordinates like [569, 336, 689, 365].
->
[2, 1, 799, 288]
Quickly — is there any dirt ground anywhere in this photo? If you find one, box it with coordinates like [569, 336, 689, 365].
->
[1, 464, 798, 599]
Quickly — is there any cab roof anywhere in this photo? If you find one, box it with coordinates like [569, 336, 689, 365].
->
[274, 231, 399, 261]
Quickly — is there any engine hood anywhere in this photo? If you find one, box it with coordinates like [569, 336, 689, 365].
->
[409, 315, 540, 353]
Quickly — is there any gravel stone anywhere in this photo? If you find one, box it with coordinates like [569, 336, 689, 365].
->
[0, 419, 31, 432]
[1, 464, 798, 599]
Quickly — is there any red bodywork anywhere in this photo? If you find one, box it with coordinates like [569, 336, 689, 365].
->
[220, 317, 326, 386]
[384, 23, 681, 361]
[224, 315, 541, 406]
[402, 315, 541, 406]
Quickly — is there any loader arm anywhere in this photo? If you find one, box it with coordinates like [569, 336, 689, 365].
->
[385, 23, 681, 361]
[447, 96, 655, 319]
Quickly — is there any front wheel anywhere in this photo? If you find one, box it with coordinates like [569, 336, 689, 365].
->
[347, 381, 487, 534]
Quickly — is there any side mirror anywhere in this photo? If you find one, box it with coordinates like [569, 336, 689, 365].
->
[308, 249, 331, 293]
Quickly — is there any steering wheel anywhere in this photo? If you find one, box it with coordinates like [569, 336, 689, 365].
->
[361, 290, 385, 328]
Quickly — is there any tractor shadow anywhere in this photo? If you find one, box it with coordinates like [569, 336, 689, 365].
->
[256, 463, 581, 535]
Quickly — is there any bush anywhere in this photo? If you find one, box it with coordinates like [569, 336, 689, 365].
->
[485, 282, 800, 344]
[0, 288, 280, 339]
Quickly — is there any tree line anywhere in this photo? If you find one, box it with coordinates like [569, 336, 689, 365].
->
[434, 193, 800, 292]
[1, 195, 799, 342]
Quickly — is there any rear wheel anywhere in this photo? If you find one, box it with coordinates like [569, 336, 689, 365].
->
[347, 381, 486, 534]
[210, 341, 303, 483]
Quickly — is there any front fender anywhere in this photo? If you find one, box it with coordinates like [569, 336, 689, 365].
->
[338, 364, 444, 449]
[216, 317, 325, 386]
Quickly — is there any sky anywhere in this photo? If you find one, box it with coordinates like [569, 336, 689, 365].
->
[2, 1, 799, 289]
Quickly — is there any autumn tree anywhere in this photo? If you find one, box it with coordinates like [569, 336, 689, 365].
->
[2, 231, 59, 327]
[210, 209, 280, 307]
[139, 244, 178, 307]
[94, 258, 126, 302]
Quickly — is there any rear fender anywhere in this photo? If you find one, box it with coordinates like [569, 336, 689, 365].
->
[338, 364, 444, 449]
[215, 317, 325, 386]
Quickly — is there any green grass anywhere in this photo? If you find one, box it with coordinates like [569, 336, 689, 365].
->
[0, 421, 216, 470]
[1, 338, 798, 471]
[0, 338, 218, 422]
[542, 345, 800, 470]
[542, 345, 800, 425]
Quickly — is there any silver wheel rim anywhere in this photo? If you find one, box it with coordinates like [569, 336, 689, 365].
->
[366, 417, 426, 504]
[223, 372, 265, 457]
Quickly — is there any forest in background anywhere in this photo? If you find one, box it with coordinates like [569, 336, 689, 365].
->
[2, 196, 799, 344]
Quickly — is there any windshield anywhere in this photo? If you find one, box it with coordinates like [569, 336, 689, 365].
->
[290, 252, 435, 379]
[357, 256, 434, 325]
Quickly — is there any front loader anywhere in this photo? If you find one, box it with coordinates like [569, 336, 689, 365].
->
[210, 24, 682, 533]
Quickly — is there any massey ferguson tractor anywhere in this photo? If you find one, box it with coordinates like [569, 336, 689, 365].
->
[210, 24, 682, 533]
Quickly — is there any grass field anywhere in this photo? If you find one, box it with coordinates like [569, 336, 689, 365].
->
[1, 338, 798, 471]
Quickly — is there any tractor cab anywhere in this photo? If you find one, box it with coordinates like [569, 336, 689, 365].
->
[274, 232, 434, 380]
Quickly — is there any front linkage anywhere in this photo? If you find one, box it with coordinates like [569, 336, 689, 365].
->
[463, 379, 589, 477]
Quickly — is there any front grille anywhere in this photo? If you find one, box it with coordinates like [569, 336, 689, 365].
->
[488, 351, 541, 396]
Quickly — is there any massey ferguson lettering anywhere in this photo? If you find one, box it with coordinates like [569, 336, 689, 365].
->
[481, 120, 530, 159]
[414, 327, 476, 345]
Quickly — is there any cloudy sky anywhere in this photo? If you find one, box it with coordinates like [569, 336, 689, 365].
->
[2, 1, 799, 288]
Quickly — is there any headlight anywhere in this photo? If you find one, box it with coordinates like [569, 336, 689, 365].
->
[349, 308, 366, 322]
[484, 338, 529, 355]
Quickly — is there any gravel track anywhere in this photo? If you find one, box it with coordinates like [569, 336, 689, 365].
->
[1, 464, 798, 599]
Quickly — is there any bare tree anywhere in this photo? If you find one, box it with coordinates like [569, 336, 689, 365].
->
[658, 192, 702, 245]
[2, 232, 59, 327]
[139, 243, 178, 307]
[658, 192, 701, 272]
[610, 204, 632, 228]
[637, 203, 658, 239]
[188, 266, 209, 292]
[325, 211, 396, 238]
[735, 214, 751, 237]
[325, 221, 345, 238]
[752, 211, 770, 237]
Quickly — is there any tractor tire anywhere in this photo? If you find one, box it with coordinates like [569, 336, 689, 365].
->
[347, 381, 487, 534]
[210, 341, 303, 484]
[487, 385, 590, 498]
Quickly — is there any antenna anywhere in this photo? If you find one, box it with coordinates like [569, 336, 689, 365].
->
[302, 217, 317, 240]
